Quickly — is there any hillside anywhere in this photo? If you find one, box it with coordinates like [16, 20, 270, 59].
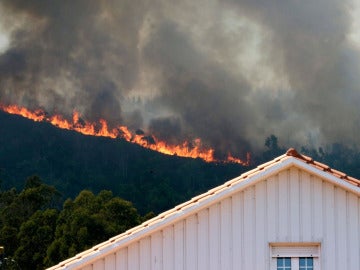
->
[0, 111, 248, 214]
[2, 110, 360, 214]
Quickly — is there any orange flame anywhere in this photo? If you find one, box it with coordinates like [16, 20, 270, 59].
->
[0, 104, 250, 165]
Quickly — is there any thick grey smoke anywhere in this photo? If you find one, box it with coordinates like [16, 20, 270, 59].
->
[0, 0, 359, 157]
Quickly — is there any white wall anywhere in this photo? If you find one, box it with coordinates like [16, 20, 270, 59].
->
[79, 166, 360, 270]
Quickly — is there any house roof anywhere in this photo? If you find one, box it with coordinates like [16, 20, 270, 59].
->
[47, 148, 360, 270]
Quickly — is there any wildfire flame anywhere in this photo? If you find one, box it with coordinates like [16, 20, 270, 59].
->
[0, 104, 250, 165]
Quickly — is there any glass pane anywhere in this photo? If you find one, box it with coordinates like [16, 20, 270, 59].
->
[299, 258, 313, 270]
[277, 258, 291, 270]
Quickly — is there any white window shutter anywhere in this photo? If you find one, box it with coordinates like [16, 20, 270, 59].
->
[271, 245, 320, 258]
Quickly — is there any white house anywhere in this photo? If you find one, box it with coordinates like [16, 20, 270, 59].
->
[48, 148, 360, 270]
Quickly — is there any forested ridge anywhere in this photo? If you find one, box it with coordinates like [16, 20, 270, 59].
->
[2, 112, 360, 269]
[0, 111, 247, 215]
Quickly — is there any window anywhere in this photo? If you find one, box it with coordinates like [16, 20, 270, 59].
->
[276, 257, 313, 270]
[299, 258, 313, 270]
[270, 243, 320, 270]
[277, 257, 291, 270]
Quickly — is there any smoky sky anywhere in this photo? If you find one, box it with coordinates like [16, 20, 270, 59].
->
[0, 0, 359, 157]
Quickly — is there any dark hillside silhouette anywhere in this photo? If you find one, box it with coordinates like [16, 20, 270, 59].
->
[0, 111, 247, 214]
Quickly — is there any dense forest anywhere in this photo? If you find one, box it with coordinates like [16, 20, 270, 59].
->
[2, 111, 360, 269]
[0, 176, 149, 269]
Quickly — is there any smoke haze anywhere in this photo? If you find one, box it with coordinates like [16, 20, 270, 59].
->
[0, 0, 359, 157]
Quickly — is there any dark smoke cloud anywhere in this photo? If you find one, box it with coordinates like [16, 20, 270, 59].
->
[0, 0, 359, 156]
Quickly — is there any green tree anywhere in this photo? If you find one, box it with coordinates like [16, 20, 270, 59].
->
[1, 176, 60, 227]
[45, 190, 141, 266]
[14, 209, 58, 270]
[0, 176, 60, 257]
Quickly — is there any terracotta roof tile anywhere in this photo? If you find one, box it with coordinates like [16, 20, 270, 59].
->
[346, 176, 360, 186]
[330, 168, 347, 178]
[285, 148, 360, 187]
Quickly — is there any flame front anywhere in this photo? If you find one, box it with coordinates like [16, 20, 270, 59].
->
[0, 104, 250, 165]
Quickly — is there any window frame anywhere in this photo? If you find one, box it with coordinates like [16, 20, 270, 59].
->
[269, 243, 321, 270]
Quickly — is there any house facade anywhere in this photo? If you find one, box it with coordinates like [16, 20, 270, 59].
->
[48, 148, 360, 270]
